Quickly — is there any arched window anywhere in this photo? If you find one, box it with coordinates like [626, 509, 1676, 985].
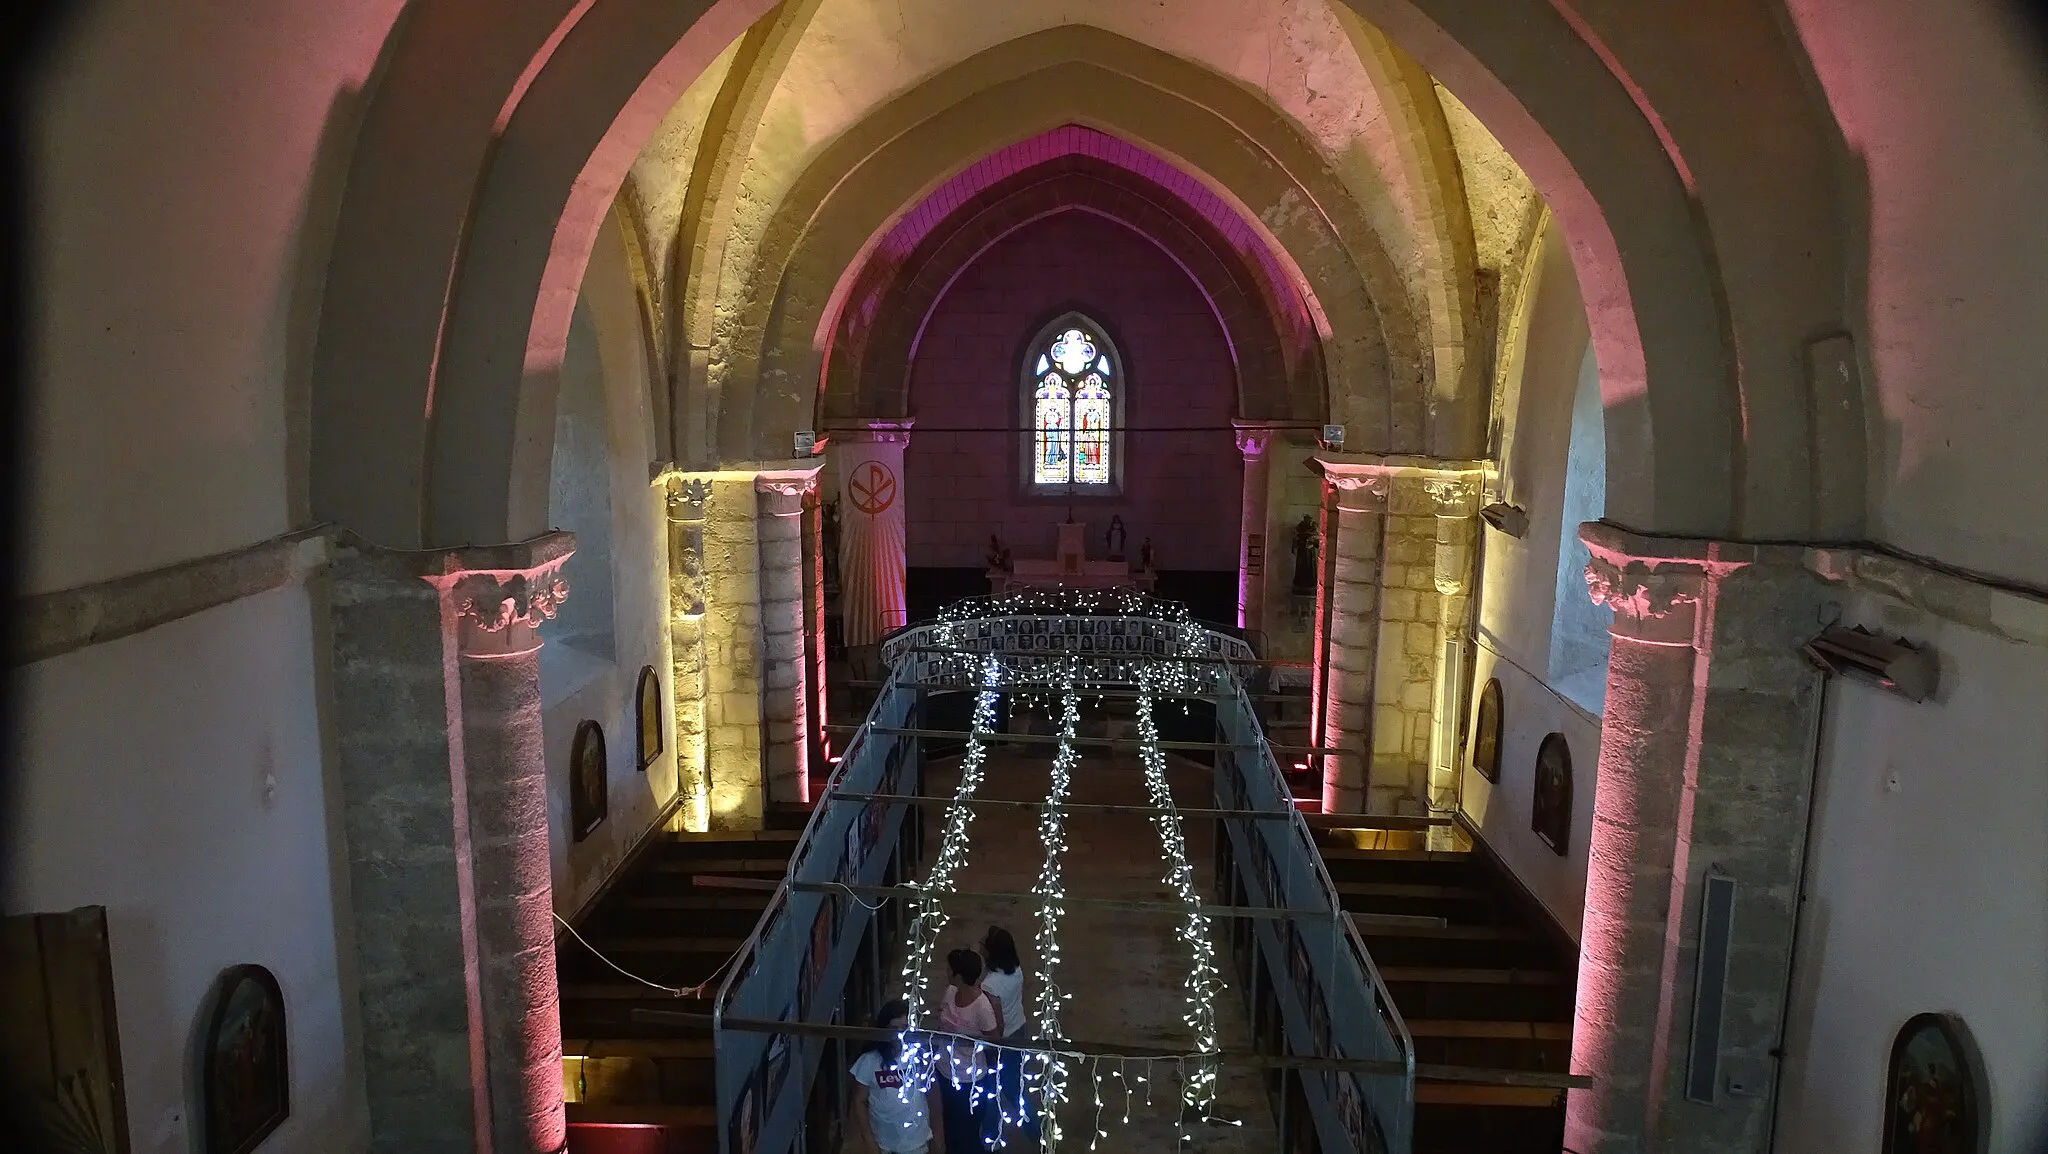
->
[1022, 315, 1122, 491]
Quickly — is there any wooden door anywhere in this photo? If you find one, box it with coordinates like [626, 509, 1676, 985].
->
[0, 906, 132, 1153]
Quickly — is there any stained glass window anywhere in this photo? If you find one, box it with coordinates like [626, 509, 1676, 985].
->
[1028, 323, 1118, 487]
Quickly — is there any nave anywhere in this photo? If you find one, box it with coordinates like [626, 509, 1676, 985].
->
[552, 598, 1584, 1154]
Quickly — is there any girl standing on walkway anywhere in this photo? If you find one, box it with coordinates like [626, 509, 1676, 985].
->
[849, 999, 945, 1154]
[935, 948, 1004, 1153]
[979, 926, 1038, 1143]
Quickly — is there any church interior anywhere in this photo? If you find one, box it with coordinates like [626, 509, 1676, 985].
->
[6, 2, 2048, 1152]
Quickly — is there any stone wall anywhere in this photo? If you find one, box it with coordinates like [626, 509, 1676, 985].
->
[903, 211, 1240, 571]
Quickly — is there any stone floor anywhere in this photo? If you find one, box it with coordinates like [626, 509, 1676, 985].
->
[884, 722, 1277, 1154]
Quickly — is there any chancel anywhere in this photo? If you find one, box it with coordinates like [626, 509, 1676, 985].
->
[992, 514, 1158, 596]
[10, 3, 2048, 1154]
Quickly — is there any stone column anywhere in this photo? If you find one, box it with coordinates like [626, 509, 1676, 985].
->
[1232, 420, 1280, 640]
[833, 421, 913, 676]
[1308, 476, 1339, 742]
[757, 466, 822, 807]
[328, 533, 573, 1154]
[1314, 465, 1388, 813]
[1567, 524, 1825, 1154]
[1424, 476, 1480, 809]
[661, 473, 713, 832]
[801, 480, 830, 771]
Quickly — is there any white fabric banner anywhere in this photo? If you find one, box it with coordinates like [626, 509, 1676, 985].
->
[834, 434, 910, 648]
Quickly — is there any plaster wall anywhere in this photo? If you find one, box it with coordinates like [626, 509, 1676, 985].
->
[1786, 0, 2048, 585]
[1459, 647, 1600, 940]
[1546, 348, 1612, 714]
[1776, 591, 2048, 1153]
[1480, 226, 1585, 673]
[902, 212, 1240, 572]
[26, 0, 406, 592]
[539, 233, 679, 916]
[1462, 221, 1598, 934]
[2, 586, 364, 1152]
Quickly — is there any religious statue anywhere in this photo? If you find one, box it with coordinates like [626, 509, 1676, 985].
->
[1290, 514, 1318, 595]
[985, 534, 1013, 573]
[1139, 537, 1155, 573]
[1105, 515, 1128, 560]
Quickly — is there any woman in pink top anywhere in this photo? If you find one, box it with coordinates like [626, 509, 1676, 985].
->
[934, 948, 1003, 1154]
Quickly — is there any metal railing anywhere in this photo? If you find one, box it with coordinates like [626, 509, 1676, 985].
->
[714, 599, 1412, 1154]
[711, 663, 924, 1154]
[1216, 680, 1415, 1153]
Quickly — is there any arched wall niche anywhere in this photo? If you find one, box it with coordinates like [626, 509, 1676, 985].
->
[821, 143, 1327, 426]
[725, 32, 1422, 468]
[306, 0, 1852, 554]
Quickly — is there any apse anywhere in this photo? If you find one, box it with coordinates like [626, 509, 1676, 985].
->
[820, 127, 1327, 622]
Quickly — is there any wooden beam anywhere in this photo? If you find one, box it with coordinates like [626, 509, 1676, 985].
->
[822, 790, 1305, 821]
[771, 878, 1447, 929]
[845, 679, 1306, 703]
[899, 644, 1292, 667]
[628, 1012, 1590, 1089]
[825, 723, 1361, 758]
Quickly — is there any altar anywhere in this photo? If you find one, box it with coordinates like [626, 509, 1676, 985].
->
[990, 521, 1156, 594]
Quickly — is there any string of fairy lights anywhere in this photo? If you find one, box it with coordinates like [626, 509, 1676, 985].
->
[877, 592, 1247, 1147]
[1023, 665, 1083, 1148]
[1135, 671, 1223, 1123]
[896, 653, 1003, 1023]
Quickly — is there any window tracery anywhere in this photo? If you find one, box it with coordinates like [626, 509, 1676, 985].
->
[1026, 321, 1119, 488]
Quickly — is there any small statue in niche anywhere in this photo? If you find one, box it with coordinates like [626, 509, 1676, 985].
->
[1290, 514, 1319, 595]
[1139, 537, 1155, 573]
[1105, 515, 1128, 560]
[985, 535, 1013, 573]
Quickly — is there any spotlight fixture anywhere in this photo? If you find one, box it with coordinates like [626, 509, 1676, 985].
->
[1801, 624, 1936, 702]
[1480, 502, 1529, 538]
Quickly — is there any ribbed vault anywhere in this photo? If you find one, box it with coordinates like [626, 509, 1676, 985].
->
[720, 29, 1425, 466]
[821, 131, 1328, 425]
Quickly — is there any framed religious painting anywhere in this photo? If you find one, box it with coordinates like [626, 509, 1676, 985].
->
[635, 666, 663, 771]
[202, 965, 289, 1154]
[571, 720, 608, 842]
[1884, 1013, 1986, 1154]
[1530, 733, 1572, 856]
[1470, 678, 1503, 783]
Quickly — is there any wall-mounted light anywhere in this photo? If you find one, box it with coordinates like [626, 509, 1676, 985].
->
[1480, 502, 1529, 538]
[1801, 624, 1936, 702]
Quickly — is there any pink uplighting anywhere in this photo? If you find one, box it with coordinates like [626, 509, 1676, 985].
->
[832, 125, 1319, 370]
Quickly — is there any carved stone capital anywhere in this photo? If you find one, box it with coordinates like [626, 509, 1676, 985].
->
[1582, 553, 1708, 642]
[425, 548, 575, 659]
[1232, 420, 1281, 459]
[839, 418, 915, 445]
[1578, 522, 1762, 645]
[1325, 469, 1389, 512]
[1423, 476, 1480, 517]
[664, 475, 714, 522]
[756, 466, 822, 517]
